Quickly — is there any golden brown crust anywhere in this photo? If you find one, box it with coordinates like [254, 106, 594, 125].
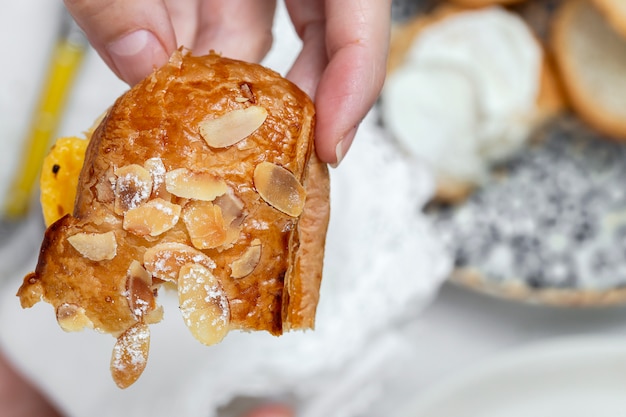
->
[18, 52, 329, 358]
[283, 152, 330, 330]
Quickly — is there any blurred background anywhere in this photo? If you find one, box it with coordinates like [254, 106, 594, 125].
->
[3, 0, 626, 416]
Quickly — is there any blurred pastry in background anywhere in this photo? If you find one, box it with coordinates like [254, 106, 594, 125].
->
[552, 0, 626, 141]
[512, 0, 564, 41]
[449, 0, 525, 8]
[590, 0, 626, 38]
[381, 4, 564, 203]
[431, 115, 626, 307]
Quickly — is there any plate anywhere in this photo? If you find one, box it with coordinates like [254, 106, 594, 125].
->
[395, 336, 626, 417]
[428, 117, 626, 307]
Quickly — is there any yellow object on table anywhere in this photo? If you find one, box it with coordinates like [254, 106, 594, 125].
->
[2, 10, 86, 220]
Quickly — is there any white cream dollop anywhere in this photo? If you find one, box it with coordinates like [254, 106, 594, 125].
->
[382, 7, 543, 185]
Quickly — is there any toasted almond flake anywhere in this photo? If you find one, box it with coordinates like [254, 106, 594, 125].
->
[165, 168, 228, 201]
[199, 106, 267, 148]
[127, 260, 152, 286]
[213, 189, 245, 224]
[230, 242, 262, 279]
[123, 198, 181, 237]
[125, 261, 156, 320]
[114, 164, 153, 214]
[143, 242, 215, 282]
[145, 306, 164, 324]
[239, 83, 255, 103]
[222, 216, 244, 249]
[178, 263, 230, 346]
[214, 190, 246, 248]
[144, 157, 170, 200]
[182, 201, 228, 249]
[253, 161, 306, 217]
[110, 322, 150, 389]
[67, 231, 117, 261]
[235, 97, 250, 103]
[95, 166, 116, 203]
[56, 303, 93, 332]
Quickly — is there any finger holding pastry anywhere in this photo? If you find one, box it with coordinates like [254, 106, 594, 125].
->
[64, 0, 392, 166]
[285, 0, 392, 165]
[18, 51, 330, 389]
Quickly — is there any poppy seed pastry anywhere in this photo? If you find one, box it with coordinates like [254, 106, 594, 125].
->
[430, 116, 626, 306]
[17, 51, 330, 388]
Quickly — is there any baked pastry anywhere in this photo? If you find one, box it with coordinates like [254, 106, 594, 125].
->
[17, 51, 330, 388]
[591, 0, 626, 38]
[382, 5, 565, 203]
[430, 116, 626, 307]
[448, 0, 525, 8]
[552, 0, 626, 140]
[512, 0, 564, 41]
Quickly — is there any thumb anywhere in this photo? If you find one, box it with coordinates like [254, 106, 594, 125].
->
[64, 0, 177, 85]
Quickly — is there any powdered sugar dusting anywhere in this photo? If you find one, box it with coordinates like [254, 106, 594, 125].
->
[144, 157, 167, 196]
[114, 165, 153, 213]
[177, 263, 230, 345]
[144, 242, 216, 282]
[110, 322, 151, 388]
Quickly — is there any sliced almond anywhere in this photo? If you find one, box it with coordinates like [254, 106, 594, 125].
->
[143, 242, 215, 282]
[182, 201, 228, 249]
[144, 306, 164, 325]
[67, 231, 117, 261]
[144, 157, 170, 200]
[253, 161, 306, 217]
[95, 166, 116, 203]
[127, 260, 152, 286]
[230, 241, 262, 279]
[110, 322, 150, 389]
[114, 164, 153, 214]
[239, 82, 255, 103]
[214, 190, 246, 247]
[56, 303, 93, 332]
[178, 263, 230, 346]
[125, 261, 156, 320]
[222, 216, 245, 249]
[123, 198, 181, 237]
[165, 168, 227, 201]
[199, 105, 267, 148]
[214, 189, 245, 224]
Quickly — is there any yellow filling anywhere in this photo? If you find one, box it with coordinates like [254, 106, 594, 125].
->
[40, 136, 88, 226]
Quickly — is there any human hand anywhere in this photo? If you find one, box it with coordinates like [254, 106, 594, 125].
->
[63, 0, 391, 165]
[0, 350, 62, 417]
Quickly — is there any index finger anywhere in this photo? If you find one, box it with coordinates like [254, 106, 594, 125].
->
[286, 0, 391, 165]
[64, 0, 177, 85]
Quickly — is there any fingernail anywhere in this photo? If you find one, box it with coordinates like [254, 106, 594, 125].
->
[330, 126, 357, 168]
[107, 29, 169, 85]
